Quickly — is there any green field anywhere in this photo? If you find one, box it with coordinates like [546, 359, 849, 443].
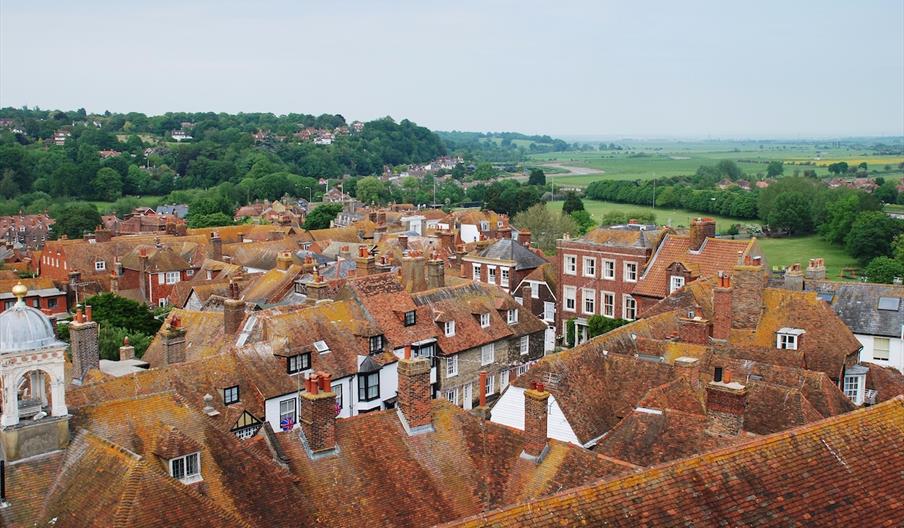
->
[548, 200, 857, 279]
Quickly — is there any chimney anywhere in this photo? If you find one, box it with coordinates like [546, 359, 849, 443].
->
[210, 231, 223, 261]
[401, 252, 427, 293]
[522, 382, 550, 461]
[397, 347, 433, 434]
[301, 255, 316, 274]
[223, 281, 245, 334]
[784, 263, 804, 291]
[377, 212, 386, 225]
[398, 234, 409, 250]
[375, 254, 393, 274]
[521, 285, 533, 315]
[373, 224, 387, 243]
[162, 315, 187, 365]
[110, 271, 119, 293]
[438, 230, 455, 252]
[678, 316, 710, 345]
[705, 378, 747, 436]
[674, 356, 700, 386]
[426, 252, 445, 289]
[339, 245, 351, 262]
[137, 248, 149, 303]
[119, 336, 135, 361]
[300, 372, 338, 454]
[731, 258, 765, 330]
[70, 306, 99, 382]
[689, 218, 716, 251]
[276, 251, 293, 271]
[518, 229, 532, 248]
[94, 226, 112, 243]
[712, 272, 732, 340]
[355, 246, 376, 277]
[306, 270, 328, 302]
[805, 258, 826, 281]
[474, 370, 491, 420]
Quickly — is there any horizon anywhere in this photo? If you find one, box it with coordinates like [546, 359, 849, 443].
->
[2, 1, 903, 138]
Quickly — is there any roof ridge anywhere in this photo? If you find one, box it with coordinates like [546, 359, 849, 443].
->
[111, 462, 144, 528]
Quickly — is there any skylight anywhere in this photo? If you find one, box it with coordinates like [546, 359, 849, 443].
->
[878, 297, 901, 311]
[313, 340, 329, 353]
[816, 292, 834, 303]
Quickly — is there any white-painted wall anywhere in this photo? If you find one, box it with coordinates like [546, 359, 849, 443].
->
[264, 392, 299, 432]
[460, 224, 480, 244]
[490, 386, 582, 446]
[856, 333, 904, 373]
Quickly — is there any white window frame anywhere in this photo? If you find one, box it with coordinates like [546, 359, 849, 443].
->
[602, 259, 616, 280]
[500, 267, 510, 288]
[844, 374, 864, 405]
[624, 262, 638, 283]
[873, 337, 890, 361]
[543, 301, 555, 322]
[530, 282, 539, 299]
[564, 254, 577, 275]
[446, 355, 459, 377]
[563, 286, 576, 312]
[170, 452, 201, 483]
[94, 260, 106, 271]
[488, 266, 496, 284]
[481, 343, 495, 366]
[583, 256, 596, 277]
[520, 335, 529, 355]
[485, 375, 495, 396]
[158, 272, 165, 285]
[473, 264, 481, 281]
[777, 333, 798, 350]
[165, 271, 180, 285]
[602, 291, 615, 318]
[582, 288, 596, 315]
[500, 369, 510, 390]
[279, 398, 297, 426]
[444, 387, 459, 404]
[669, 275, 685, 293]
[507, 308, 518, 325]
[444, 320, 456, 337]
[480, 313, 490, 328]
[623, 295, 637, 321]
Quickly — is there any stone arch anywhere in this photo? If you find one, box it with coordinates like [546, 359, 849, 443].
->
[1, 362, 67, 427]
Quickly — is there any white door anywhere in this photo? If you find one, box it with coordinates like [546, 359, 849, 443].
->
[544, 327, 555, 354]
[463, 383, 473, 410]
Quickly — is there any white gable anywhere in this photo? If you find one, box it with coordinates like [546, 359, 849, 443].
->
[490, 386, 581, 446]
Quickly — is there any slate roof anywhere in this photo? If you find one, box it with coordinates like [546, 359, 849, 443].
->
[471, 238, 547, 271]
[806, 280, 904, 337]
[444, 397, 904, 527]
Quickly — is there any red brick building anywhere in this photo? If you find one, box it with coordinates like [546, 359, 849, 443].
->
[118, 246, 195, 306]
[0, 277, 67, 317]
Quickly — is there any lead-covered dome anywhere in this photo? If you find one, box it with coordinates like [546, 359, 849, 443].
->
[0, 283, 63, 354]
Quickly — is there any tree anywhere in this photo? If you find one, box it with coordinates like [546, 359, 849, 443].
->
[562, 192, 584, 215]
[0, 169, 20, 199]
[766, 161, 784, 178]
[527, 168, 546, 186]
[845, 211, 904, 264]
[355, 176, 387, 204]
[570, 210, 596, 235]
[757, 177, 817, 223]
[81, 292, 162, 335]
[863, 256, 904, 284]
[98, 326, 153, 360]
[874, 181, 898, 204]
[92, 167, 123, 201]
[512, 203, 578, 254]
[472, 162, 497, 181]
[188, 212, 234, 228]
[766, 192, 813, 235]
[49, 202, 103, 239]
[827, 161, 849, 175]
[303, 203, 342, 230]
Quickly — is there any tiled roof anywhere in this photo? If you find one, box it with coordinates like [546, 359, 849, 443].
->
[444, 397, 904, 527]
[866, 363, 904, 403]
[120, 245, 193, 272]
[143, 309, 229, 367]
[632, 234, 758, 299]
[344, 274, 439, 350]
[241, 265, 303, 305]
[579, 226, 668, 248]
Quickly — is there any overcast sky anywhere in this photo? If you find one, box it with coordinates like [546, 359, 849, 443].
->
[2, 1, 902, 138]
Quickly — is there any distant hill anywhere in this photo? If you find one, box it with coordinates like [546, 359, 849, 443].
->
[436, 130, 569, 162]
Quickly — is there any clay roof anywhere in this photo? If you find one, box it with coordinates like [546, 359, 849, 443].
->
[143, 309, 230, 367]
[866, 363, 904, 403]
[240, 265, 303, 305]
[343, 274, 439, 350]
[444, 397, 904, 527]
[632, 234, 758, 299]
[579, 226, 668, 248]
[307, 226, 362, 243]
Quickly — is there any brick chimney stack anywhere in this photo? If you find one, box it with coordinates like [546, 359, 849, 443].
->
[306, 270, 328, 302]
[712, 272, 732, 340]
[119, 336, 135, 361]
[397, 347, 433, 434]
[805, 258, 826, 281]
[94, 226, 112, 243]
[300, 372, 338, 454]
[731, 256, 765, 330]
[355, 245, 376, 277]
[784, 263, 804, 291]
[518, 229, 532, 248]
[398, 234, 409, 250]
[689, 218, 716, 251]
[70, 306, 99, 383]
[426, 251, 445, 289]
[473, 370, 492, 420]
[678, 316, 710, 345]
[276, 251, 293, 271]
[401, 251, 428, 293]
[162, 315, 187, 365]
[705, 376, 748, 436]
[223, 281, 245, 335]
[110, 270, 119, 294]
[521, 382, 550, 461]
[674, 356, 700, 386]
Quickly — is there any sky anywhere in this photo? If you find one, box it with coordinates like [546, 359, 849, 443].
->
[1, 1, 902, 138]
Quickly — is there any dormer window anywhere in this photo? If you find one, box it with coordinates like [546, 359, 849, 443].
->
[369, 335, 384, 354]
[170, 452, 201, 483]
[669, 275, 685, 293]
[404, 311, 416, 326]
[480, 313, 490, 328]
[223, 385, 239, 405]
[94, 260, 106, 271]
[507, 308, 518, 324]
[444, 320, 455, 337]
[287, 352, 311, 374]
[776, 328, 805, 350]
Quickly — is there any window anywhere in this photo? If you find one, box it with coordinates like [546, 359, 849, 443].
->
[444, 320, 456, 337]
[500, 268, 510, 287]
[530, 282, 539, 299]
[624, 262, 638, 282]
[507, 308, 518, 324]
[223, 385, 239, 405]
[543, 301, 555, 321]
[369, 335, 384, 354]
[481, 343, 495, 365]
[844, 375, 862, 404]
[279, 398, 297, 429]
[48, 298, 57, 309]
[158, 272, 165, 285]
[602, 292, 615, 318]
[446, 355, 459, 377]
[414, 343, 436, 358]
[874, 337, 890, 361]
[165, 271, 181, 284]
[170, 452, 201, 483]
[287, 352, 311, 374]
[564, 255, 577, 275]
[563, 286, 576, 312]
[623, 295, 637, 320]
[520, 335, 529, 355]
[500, 369, 510, 390]
[878, 297, 901, 311]
[186, 269, 194, 277]
[314, 340, 329, 353]
[488, 266, 496, 284]
[480, 313, 490, 328]
[582, 288, 596, 315]
[777, 333, 798, 350]
[404, 311, 416, 326]
[333, 383, 343, 411]
[485, 375, 495, 397]
[602, 260, 615, 280]
[358, 372, 380, 401]
[669, 275, 685, 293]
[583, 257, 596, 277]
[94, 260, 106, 271]
[444, 387, 459, 404]
[473, 264, 481, 281]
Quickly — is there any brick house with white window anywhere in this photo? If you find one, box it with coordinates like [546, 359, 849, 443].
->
[462, 236, 547, 296]
[556, 224, 669, 343]
[119, 246, 196, 306]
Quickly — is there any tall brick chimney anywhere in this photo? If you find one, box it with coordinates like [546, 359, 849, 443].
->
[678, 316, 710, 345]
[426, 252, 445, 289]
[306, 270, 328, 302]
[689, 218, 716, 251]
[223, 281, 245, 335]
[397, 347, 433, 434]
[401, 252, 427, 293]
[731, 256, 765, 330]
[518, 229, 532, 248]
[137, 248, 149, 303]
[805, 258, 826, 281]
[162, 315, 187, 365]
[705, 377, 747, 436]
[276, 251, 293, 271]
[674, 356, 700, 385]
[521, 382, 550, 461]
[398, 234, 409, 251]
[712, 272, 732, 340]
[300, 372, 337, 454]
[94, 226, 112, 243]
[70, 306, 99, 383]
[784, 263, 804, 291]
[355, 246, 376, 277]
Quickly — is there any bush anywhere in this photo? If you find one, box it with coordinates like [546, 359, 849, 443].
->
[587, 315, 630, 338]
[864, 256, 904, 284]
[565, 319, 576, 348]
[98, 326, 152, 360]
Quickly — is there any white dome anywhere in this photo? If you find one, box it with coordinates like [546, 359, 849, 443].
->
[0, 298, 63, 354]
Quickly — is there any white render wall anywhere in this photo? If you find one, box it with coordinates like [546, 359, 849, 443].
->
[856, 333, 904, 373]
[490, 386, 582, 446]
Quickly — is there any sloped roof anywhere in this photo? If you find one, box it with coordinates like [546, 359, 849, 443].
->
[579, 226, 668, 248]
[143, 309, 230, 367]
[472, 239, 546, 271]
[445, 397, 904, 527]
[120, 245, 193, 272]
[806, 280, 904, 337]
[343, 274, 439, 351]
[866, 363, 904, 403]
[241, 265, 303, 305]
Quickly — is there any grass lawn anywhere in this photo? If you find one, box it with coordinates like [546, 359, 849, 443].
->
[548, 199, 858, 279]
